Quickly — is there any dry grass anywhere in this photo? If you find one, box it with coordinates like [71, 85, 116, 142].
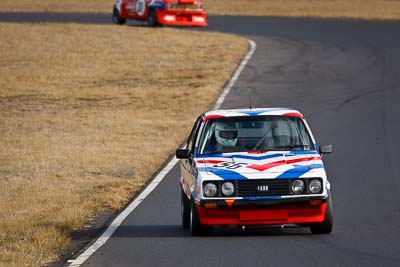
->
[0, 23, 248, 266]
[0, 0, 112, 13]
[1, 0, 400, 20]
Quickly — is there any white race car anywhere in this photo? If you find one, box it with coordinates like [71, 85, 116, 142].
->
[176, 108, 333, 235]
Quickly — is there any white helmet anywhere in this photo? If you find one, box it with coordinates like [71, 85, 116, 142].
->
[214, 122, 238, 147]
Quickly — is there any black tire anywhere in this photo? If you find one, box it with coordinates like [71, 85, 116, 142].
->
[148, 9, 158, 27]
[112, 8, 126, 25]
[310, 196, 333, 234]
[181, 189, 190, 229]
[189, 200, 210, 236]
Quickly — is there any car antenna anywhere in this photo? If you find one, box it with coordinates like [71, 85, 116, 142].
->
[248, 88, 253, 109]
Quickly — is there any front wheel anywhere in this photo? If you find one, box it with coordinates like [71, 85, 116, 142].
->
[147, 9, 158, 27]
[189, 200, 210, 236]
[310, 196, 333, 234]
[181, 189, 190, 229]
[112, 8, 126, 25]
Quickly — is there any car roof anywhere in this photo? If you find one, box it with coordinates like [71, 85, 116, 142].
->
[202, 108, 304, 121]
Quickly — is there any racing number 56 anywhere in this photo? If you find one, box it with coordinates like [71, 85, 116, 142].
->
[136, 0, 145, 16]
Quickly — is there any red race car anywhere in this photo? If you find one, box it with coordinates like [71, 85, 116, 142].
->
[112, 0, 207, 27]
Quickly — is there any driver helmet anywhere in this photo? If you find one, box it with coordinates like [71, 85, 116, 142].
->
[214, 122, 238, 147]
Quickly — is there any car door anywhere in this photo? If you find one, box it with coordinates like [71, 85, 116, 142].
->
[180, 117, 202, 198]
[119, 0, 135, 18]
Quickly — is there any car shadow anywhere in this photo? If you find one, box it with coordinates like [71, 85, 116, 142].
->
[111, 224, 312, 238]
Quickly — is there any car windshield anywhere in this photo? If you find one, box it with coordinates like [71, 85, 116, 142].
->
[198, 116, 314, 155]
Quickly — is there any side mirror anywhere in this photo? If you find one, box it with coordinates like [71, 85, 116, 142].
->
[319, 144, 333, 154]
[176, 148, 190, 159]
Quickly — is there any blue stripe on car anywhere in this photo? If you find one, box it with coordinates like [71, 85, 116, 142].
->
[238, 110, 272, 116]
[149, 2, 164, 10]
[277, 164, 324, 178]
[197, 167, 248, 180]
[242, 196, 282, 200]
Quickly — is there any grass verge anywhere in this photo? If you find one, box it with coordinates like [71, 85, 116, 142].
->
[0, 23, 248, 266]
[1, 0, 400, 20]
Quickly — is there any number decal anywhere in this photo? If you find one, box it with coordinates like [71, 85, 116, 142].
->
[213, 162, 248, 170]
[136, 0, 145, 16]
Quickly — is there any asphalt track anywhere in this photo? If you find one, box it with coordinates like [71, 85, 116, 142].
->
[2, 13, 400, 267]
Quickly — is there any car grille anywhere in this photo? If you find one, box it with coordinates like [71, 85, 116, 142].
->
[237, 179, 291, 197]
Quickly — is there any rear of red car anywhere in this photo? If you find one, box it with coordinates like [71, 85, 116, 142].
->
[154, 0, 207, 26]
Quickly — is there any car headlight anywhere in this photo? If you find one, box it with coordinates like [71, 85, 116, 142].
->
[291, 179, 305, 194]
[309, 179, 322, 194]
[203, 183, 217, 197]
[221, 182, 235, 196]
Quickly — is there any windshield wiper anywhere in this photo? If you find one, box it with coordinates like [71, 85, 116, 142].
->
[202, 148, 246, 156]
[275, 145, 307, 150]
[252, 125, 273, 151]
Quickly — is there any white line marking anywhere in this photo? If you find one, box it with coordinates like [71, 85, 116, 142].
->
[68, 158, 178, 266]
[68, 39, 256, 266]
[214, 40, 256, 109]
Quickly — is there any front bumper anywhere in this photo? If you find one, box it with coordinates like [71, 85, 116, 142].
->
[156, 10, 207, 26]
[196, 197, 327, 226]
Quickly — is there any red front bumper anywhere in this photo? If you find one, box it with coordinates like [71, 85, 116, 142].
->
[156, 10, 207, 27]
[197, 203, 327, 226]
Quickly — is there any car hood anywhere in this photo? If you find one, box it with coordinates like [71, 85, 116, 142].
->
[195, 151, 326, 180]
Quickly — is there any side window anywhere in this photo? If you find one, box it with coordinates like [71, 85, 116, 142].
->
[198, 121, 213, 154]
[187, 117, 202, 154]
[295, 119, 313, 149]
